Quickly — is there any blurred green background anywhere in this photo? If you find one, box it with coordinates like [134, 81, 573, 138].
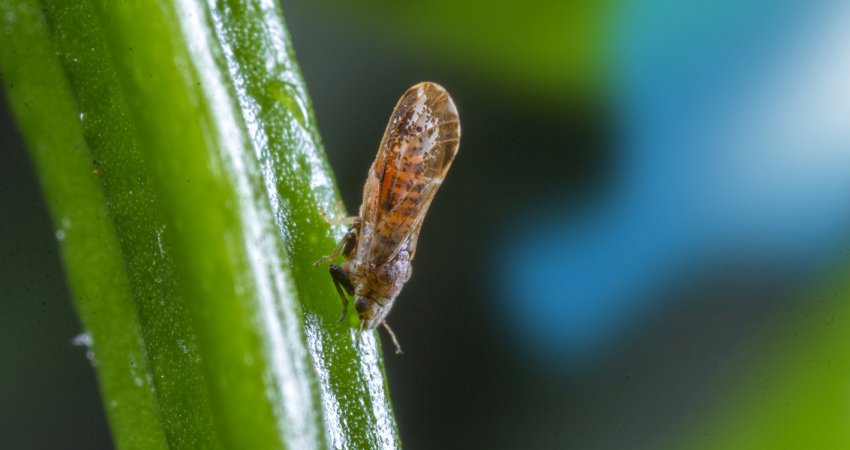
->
[3, 0, 850, 448]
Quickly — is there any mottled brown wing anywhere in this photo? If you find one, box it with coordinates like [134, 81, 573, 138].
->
[359, 82, 460, 265]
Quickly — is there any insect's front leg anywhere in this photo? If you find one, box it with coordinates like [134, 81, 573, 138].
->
[313, 220, 361, 267]
[354, 321, 402, 354]
[356, 318, 366, 345]
[329, 264, 355, 322]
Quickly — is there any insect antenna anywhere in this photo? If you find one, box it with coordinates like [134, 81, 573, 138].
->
[382, 322, 403, 355]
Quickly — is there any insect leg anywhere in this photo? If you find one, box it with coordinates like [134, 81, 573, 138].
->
[356, 318, 366, 345]
[313, 221, 361, 267]
[381, 321, 403, 355]
[329, 264, 354, 322]
[319, 205, 360, 226]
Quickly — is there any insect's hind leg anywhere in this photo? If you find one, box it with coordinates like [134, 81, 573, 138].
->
[329, 264, 355, 322]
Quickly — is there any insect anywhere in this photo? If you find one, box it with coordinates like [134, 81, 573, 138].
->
[314, 82, 460, 354]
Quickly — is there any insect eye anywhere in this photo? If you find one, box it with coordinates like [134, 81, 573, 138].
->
[354, 297, 369, 313]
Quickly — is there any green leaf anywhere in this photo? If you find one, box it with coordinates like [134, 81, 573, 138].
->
[0, 0, 400, 448]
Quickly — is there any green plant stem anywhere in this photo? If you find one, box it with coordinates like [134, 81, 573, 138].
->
[206, 2, 399, 448]
[1, 0, 400, 448]
[0, 3, 170, 449]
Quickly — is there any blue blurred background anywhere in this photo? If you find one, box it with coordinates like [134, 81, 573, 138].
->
[2, 0, 850, 448]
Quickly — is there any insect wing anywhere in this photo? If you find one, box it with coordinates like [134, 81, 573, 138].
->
[361, 82, 460, 265]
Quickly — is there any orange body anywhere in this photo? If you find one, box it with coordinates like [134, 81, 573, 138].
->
[316, 82, 461, 352]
